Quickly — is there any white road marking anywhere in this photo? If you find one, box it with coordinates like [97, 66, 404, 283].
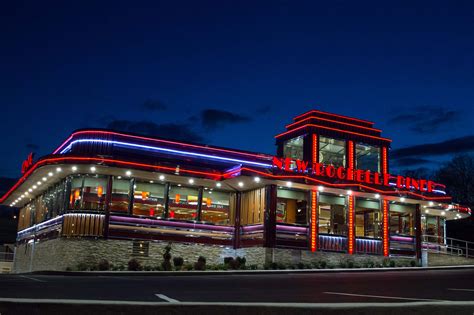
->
[155, 294, 179, 302]
[323, 291, 447, 302]
[19, 275, 46, 283]
[448, 288, 474, 292]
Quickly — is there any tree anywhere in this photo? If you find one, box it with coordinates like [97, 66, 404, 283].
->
[435, 155, 474, 208]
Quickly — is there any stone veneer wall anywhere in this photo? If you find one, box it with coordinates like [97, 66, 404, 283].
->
[427, 252, 474, 266]
[13, 236, 420, 273]
[13, 238, 268, 273]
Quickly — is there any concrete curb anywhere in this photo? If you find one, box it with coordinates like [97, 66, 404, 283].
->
[19, 264, 474, 277]
[2, 298, 474, 315]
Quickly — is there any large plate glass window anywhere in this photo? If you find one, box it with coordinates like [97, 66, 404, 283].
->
[318, 194, 347, 235]
[69, 175, 107, 211]
[109, 177, 131, 213]
[389, 202, 415, 236]
[168, 184, 199, 220]
[276, 188, 308, 225]
[202, 189, 232, 225]
[355, 198, 381, 238]
[133, 181, 166, 218]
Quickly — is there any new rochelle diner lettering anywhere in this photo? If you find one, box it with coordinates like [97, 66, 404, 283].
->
[272, 156, 437, 193]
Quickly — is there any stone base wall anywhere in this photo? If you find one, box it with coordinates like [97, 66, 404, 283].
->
[13, 237, 420, 273]
[427, 252, 474, 266]
[13, 238, 267, 273]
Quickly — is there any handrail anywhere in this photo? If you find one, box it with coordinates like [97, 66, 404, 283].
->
[422, 234, 474, 259]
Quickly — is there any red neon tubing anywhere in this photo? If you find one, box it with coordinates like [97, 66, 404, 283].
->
[286, 116, 382, 133]
[275, 124, 392, 142]
[293, 110, 375, 125]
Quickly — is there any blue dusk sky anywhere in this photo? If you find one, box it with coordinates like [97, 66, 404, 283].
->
[1, 0, 474, 178]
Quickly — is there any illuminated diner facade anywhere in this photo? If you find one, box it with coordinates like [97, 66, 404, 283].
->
[1, 110, 470, 270]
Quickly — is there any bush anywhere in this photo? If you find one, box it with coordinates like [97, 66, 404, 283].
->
[389, 260, 396, 268]
[194, 256, 207, 270]
[173, 257, 184, 270]
[162, 243, 173, 271]
[347, 260, 354, 268]
[77, 262, 89, 271]
[410, 260, 417, 267]
[224, 257, 234, 265]
[128, 258, 142, 271]
[98, 259, 110, 271]
[319, 260, 327, 269]
[236, 256, 246, 268]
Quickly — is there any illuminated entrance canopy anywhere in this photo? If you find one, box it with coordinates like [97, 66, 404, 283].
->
[272, 156, 444, 194]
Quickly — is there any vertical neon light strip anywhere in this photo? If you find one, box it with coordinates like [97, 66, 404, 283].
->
[383, 199, 389, 256]
[311, 190, 317, 252]
[348, 140, 354, 179]
[348, 195, 355, 254]
[312, 134, 317, 166]
[382, 147, 388, 174]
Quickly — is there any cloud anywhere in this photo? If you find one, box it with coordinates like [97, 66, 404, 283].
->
[391, 135, 474, 159]
[388, 105, 459, 134]
[391, 157, 434, 167]
[106, 120, 204, 143]
[142, 99, 167, 111]
[201, 109, 252, 130]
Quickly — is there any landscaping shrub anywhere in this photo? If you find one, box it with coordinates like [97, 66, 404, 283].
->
[77, 262, 89, 271]
[236, 256, 246, 269]
[319, 261, 327, 269]
[162, 243, 172, 271]
[410, 260, 416, 267]
[194, 256, 207, 270]
[98, 259, 110, 271]
[223, 257, 233, 265]
[128, 258, 142, 271]
[173, 257, 184, 270]
[389, 260, 396, 267]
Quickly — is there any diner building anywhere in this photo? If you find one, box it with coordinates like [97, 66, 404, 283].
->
[1, 109, 470, 272]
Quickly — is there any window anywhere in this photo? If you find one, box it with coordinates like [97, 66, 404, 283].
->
[202, 190, 232, 225]
[355, 198, 381, 238]
[319, 136, 346, 167]
[133, 181, 166, 218]
[69, 175, 107, 211]
[283, 136, 304, 160]
[110, 177, 131, 213]
[276, 188, 308, 225]
[422, 215, 445, 243]
[168, 184, 199, 220]
[356, 144, 380, 172]
[318, 194, 347, 235]
[132, 241, 149, 257]
[389, 202, 415, 236]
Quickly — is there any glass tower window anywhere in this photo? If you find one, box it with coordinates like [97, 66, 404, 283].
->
[319, 136, 346, 167]
[318, 194, 347, 235]
[356, 144, 380, 172]
[355, 198, 382, 238]
[283, 136, 304, 160]
[276, 188, 308, 225]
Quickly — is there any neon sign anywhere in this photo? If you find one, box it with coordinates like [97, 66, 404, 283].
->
[272, 157, 440, 194]
[21, 153, 34, 174]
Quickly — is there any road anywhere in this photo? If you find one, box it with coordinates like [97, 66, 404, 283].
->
[1, 269, 474, 303]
